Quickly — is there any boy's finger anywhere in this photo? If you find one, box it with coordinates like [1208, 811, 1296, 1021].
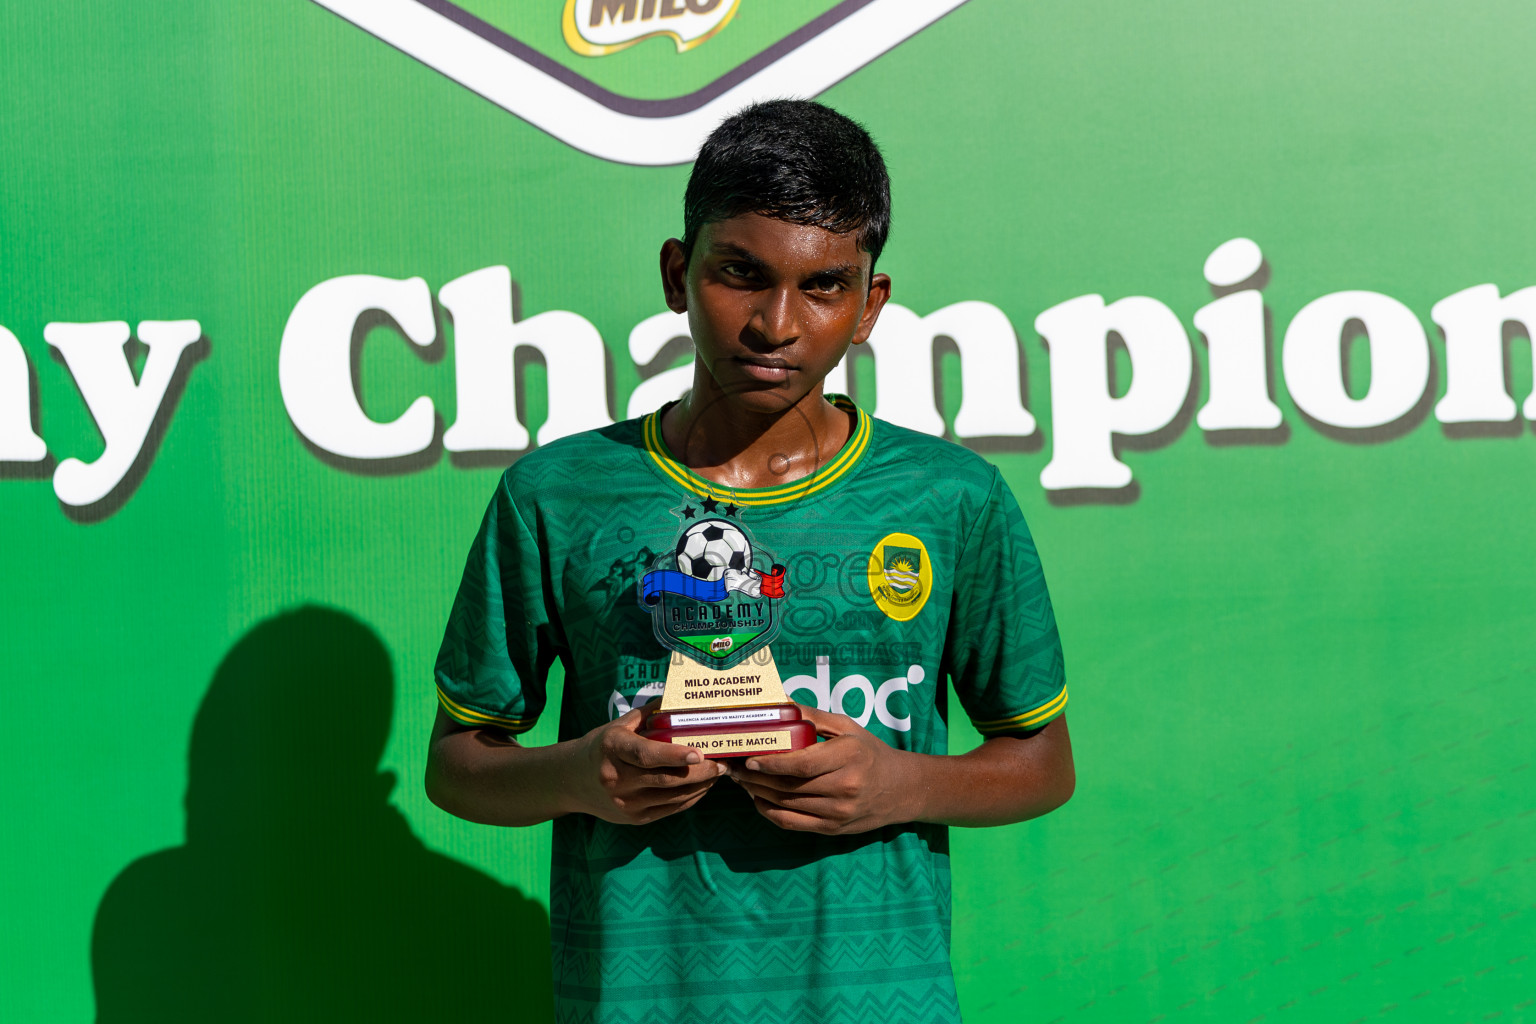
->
[633, 760, 727, 789]
[632, 784, 718, 824]
[610, 729, 705, 769]
[796, 705, 856, 738]
[735, 778, 837, 811]
[728, 764, 825, 795]
[609, 700, 667, 735]
[738, 736, 850, 778]
[608, 707, 647, 733]
[749, 795, 843, 834]
[633, 778, 720, 807]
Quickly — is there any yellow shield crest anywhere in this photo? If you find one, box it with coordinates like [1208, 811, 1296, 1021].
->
[868, 532, 932, 622]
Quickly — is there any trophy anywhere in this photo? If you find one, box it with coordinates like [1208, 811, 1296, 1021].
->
[636, 501, 815, 758]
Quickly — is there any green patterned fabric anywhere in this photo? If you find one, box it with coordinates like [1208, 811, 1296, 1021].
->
[435, 399, 1066, 1023]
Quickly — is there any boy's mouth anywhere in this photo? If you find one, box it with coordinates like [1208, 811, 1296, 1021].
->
[734, 356, 793, 382]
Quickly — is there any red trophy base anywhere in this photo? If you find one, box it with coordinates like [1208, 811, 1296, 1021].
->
[641, 703, 816, 759]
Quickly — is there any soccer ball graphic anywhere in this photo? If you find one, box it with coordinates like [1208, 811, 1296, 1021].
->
[675, 519, 751, 581]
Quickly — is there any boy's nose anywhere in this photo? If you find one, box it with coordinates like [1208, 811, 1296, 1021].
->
[748, 287, 800, 348]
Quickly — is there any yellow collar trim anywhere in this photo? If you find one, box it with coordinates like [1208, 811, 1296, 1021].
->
[643, 398, 872, 507]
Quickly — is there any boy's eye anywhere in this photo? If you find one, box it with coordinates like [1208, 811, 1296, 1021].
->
[808, 277, 845, 294]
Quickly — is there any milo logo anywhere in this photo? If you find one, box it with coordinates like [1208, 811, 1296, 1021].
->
[710, 636, 734, 654]
[564, 0, 741, 55]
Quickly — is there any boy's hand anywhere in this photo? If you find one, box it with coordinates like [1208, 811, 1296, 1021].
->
[728, 706, 917, 835]
[575, 706, 727, 826]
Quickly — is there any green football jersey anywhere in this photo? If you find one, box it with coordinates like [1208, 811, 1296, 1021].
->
[435, 397, 1067, 1024]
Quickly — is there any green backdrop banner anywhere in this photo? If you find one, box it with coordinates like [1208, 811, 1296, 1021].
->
[3, 1, 1533, 1020]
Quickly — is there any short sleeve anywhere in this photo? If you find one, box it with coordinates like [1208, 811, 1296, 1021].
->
[943, 469, 1068, 736]
[433, 475, 556, 734]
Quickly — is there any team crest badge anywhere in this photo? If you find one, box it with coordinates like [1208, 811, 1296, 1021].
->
[639, 497, 787, 669]
[868, 531, 932, 621]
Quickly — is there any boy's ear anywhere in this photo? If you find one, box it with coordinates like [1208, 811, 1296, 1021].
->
[660, 238, 689, 314]
[850, 272, 892, 346]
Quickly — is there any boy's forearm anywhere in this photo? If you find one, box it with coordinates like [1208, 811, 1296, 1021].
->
[899, 717, 1075, 828]
[734, 710, 1074, 834]
[426, 705, 729, 827]
[425, 723, 592, 827]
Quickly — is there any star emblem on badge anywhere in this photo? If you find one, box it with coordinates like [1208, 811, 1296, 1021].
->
[673, 495, 743, 522]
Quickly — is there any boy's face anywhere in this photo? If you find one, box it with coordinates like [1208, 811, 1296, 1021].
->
[661, 213, 891, 417]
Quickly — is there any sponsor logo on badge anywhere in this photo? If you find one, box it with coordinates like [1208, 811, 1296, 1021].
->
[868, 531, 932, 621]
[308, 0, 973, 165]
[638, 496, 787, 668]
[564, 0, 740, 56]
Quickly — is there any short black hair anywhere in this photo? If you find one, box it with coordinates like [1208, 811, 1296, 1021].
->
[683, 99, 891, 268]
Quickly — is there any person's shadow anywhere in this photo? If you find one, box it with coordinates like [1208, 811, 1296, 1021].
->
[92, 606, 553, 1022]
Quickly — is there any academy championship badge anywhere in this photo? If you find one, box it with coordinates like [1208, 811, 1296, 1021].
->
[636, 498, 815, 758]
[640, 498, 786, 668]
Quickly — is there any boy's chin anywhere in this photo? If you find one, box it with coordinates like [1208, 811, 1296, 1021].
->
[715, 383, 822, 416]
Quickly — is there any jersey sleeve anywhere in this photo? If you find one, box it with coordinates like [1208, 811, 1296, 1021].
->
[943, 469, 1068, 736]
[433, 474, 557, 735]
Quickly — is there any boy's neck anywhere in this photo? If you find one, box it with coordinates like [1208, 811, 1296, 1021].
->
[660, 381, 855, 492]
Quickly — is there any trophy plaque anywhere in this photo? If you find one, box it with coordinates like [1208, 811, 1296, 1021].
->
[640, 647, 815, 758]
[636, 502, 816, 759]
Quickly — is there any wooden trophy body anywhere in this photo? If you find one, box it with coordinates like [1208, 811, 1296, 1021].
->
[640, 647, 815, 758]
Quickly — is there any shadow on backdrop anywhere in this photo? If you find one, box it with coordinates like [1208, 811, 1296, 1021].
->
[92, 606, 553, 1023]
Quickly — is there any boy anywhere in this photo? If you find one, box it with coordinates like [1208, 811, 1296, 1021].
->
[428, 100, 1073, 1023]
